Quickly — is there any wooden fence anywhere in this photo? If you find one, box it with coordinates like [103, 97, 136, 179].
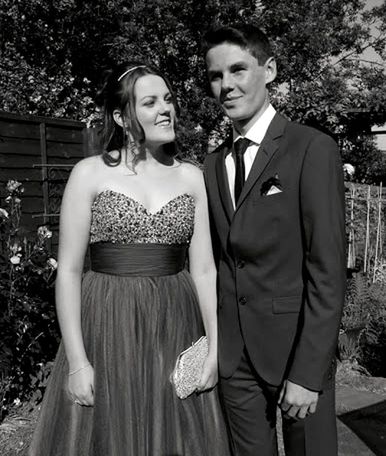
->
[0, 111, 95, 248]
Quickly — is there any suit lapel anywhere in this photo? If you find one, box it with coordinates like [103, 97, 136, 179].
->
[235, 114, 287, 211]
[215, 136, 233, 223]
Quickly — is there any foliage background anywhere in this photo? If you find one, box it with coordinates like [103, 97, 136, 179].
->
[1, 0, 386, 419]
[0, 0, 386, 180]
[0, 182, 58, 419]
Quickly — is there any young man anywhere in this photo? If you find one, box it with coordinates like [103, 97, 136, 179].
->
[202, 24, 346, 456]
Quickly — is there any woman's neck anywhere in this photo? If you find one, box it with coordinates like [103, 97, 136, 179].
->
[120, 144, 175, 169]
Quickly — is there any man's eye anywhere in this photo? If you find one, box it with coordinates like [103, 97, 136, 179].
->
[210, 74, 221, 82]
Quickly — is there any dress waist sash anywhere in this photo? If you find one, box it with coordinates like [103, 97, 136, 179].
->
[89, 243, 188, 277]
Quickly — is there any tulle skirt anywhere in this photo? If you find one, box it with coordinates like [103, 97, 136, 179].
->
[29, 268, 230, 455]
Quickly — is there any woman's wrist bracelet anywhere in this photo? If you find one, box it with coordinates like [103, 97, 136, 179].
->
[68, 363, 91, 376]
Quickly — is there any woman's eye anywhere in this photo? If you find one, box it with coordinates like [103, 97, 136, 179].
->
[144, 101, 155, 107]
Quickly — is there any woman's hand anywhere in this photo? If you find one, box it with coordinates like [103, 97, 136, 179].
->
[68, 364, 95, 406]
[197, 353, 218, 392]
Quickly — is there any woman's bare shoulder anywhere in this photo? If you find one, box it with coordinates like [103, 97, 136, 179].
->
[64, 155, 108, 198]
[178, 161, 203, 180]
[178, 161, 205, 198]
[69, 155, 106, 181]
[73, 154, 104, 172]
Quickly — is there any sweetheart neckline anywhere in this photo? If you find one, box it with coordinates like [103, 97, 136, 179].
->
[95, 189, 195, 216]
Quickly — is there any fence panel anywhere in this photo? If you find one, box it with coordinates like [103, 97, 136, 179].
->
[0, 111, 89, 250]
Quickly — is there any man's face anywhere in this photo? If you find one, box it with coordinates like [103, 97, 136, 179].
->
[206, 42, 276, 132]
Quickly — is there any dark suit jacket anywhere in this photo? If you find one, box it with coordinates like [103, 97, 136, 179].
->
[204, 113, 346, 391]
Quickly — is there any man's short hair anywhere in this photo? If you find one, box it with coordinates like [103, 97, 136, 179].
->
[202, 23, 273, 66]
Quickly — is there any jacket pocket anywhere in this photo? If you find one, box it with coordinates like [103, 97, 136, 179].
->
[252, 192, 285, 206]
[272, 295, 302, 314]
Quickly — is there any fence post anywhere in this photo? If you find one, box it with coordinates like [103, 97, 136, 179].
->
[39, 122, 49, 225]
[347, 186, 356, 269]
[364, 185, 371, 273]
[373, 183, 383, 283]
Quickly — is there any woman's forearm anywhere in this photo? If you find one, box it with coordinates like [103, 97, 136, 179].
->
[55, 269, 89, 371]
[190, 267, 218, 356]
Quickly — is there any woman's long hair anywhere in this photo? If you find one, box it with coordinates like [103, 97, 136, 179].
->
[95, 62, 179, 167]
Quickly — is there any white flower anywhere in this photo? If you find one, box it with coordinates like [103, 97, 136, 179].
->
[9, 243, 21, 254]
[10, 255, 21, 265]
[37, 225, 52, 239]
[0, 208, 9, 219]
[47, 258, 58, 270]
[343, 163, 355, 176]
[6, 180, 23, 193]
[13, 398, 21, 406]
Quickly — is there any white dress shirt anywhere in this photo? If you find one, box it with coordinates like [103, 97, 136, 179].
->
[226, 104, 276, 207]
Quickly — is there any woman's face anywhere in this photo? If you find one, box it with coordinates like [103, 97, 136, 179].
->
[134, 74, 176, 148]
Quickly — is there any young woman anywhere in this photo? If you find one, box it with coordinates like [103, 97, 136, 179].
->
[29, 63, 230, 455]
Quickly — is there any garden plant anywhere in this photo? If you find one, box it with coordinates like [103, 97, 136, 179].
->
[0, 181, 59, 422]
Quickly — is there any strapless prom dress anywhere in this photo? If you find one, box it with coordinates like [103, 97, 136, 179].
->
[29, 190, 230, 456]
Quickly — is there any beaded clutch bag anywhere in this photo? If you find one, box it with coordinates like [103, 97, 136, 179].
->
[171, 336, 208, 399]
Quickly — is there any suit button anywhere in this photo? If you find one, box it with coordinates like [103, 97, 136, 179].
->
[237, 260, 245, 269]
[239, 296, 247, 305]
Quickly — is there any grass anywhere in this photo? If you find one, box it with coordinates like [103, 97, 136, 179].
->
[0, 404, 39, 456]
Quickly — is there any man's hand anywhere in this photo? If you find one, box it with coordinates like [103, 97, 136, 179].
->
[278, 380, 319, 420]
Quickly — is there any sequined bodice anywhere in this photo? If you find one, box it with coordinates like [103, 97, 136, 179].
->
[90, 190, 195, 245]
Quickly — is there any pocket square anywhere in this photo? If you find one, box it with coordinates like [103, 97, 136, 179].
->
[261, 173, 283, 196]
[266, 185, 283, 195]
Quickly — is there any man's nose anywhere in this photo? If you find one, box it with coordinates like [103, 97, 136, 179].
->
[221, 73, 234, 92]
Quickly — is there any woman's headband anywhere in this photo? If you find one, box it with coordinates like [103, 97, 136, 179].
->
[117, 65, 147, 82]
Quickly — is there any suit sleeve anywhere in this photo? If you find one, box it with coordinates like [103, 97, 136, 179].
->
[203, 154, 221, 267]
[287, 133, 346, 391]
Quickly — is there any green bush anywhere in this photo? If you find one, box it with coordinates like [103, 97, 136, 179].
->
[341, 273, 372, 331]
[0, 181, 60, 421]
[356, 282, 386, 377]
[339, 274, 386, 370]
[359, 315, 386, 377]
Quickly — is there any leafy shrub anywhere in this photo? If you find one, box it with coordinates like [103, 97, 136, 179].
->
[338, 330, 361, 362]
[339, 274, 386, 371]
[342, 273, 371, 331]
[359, 315, 386, 377]
[368, 282, 386, 318]
[353, 281, 386, 376]
[0, 181, 60, 421]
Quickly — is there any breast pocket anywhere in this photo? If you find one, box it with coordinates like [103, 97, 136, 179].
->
[252, 192, 285, 207]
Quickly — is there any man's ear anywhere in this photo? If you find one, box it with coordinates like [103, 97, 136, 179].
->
[113, 109, 124, 127]
[264, 57, 277, 84]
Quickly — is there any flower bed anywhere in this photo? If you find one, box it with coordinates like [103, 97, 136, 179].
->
[0, 181, 60, 422]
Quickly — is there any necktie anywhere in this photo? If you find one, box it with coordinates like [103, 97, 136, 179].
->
[234, 138, 250, 203]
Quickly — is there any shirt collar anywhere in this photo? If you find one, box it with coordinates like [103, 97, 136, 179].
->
[233, 104, 276, 146]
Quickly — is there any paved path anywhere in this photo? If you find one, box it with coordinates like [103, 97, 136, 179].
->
[0, 384, 385, 455]
[336, 386, 386, 456]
